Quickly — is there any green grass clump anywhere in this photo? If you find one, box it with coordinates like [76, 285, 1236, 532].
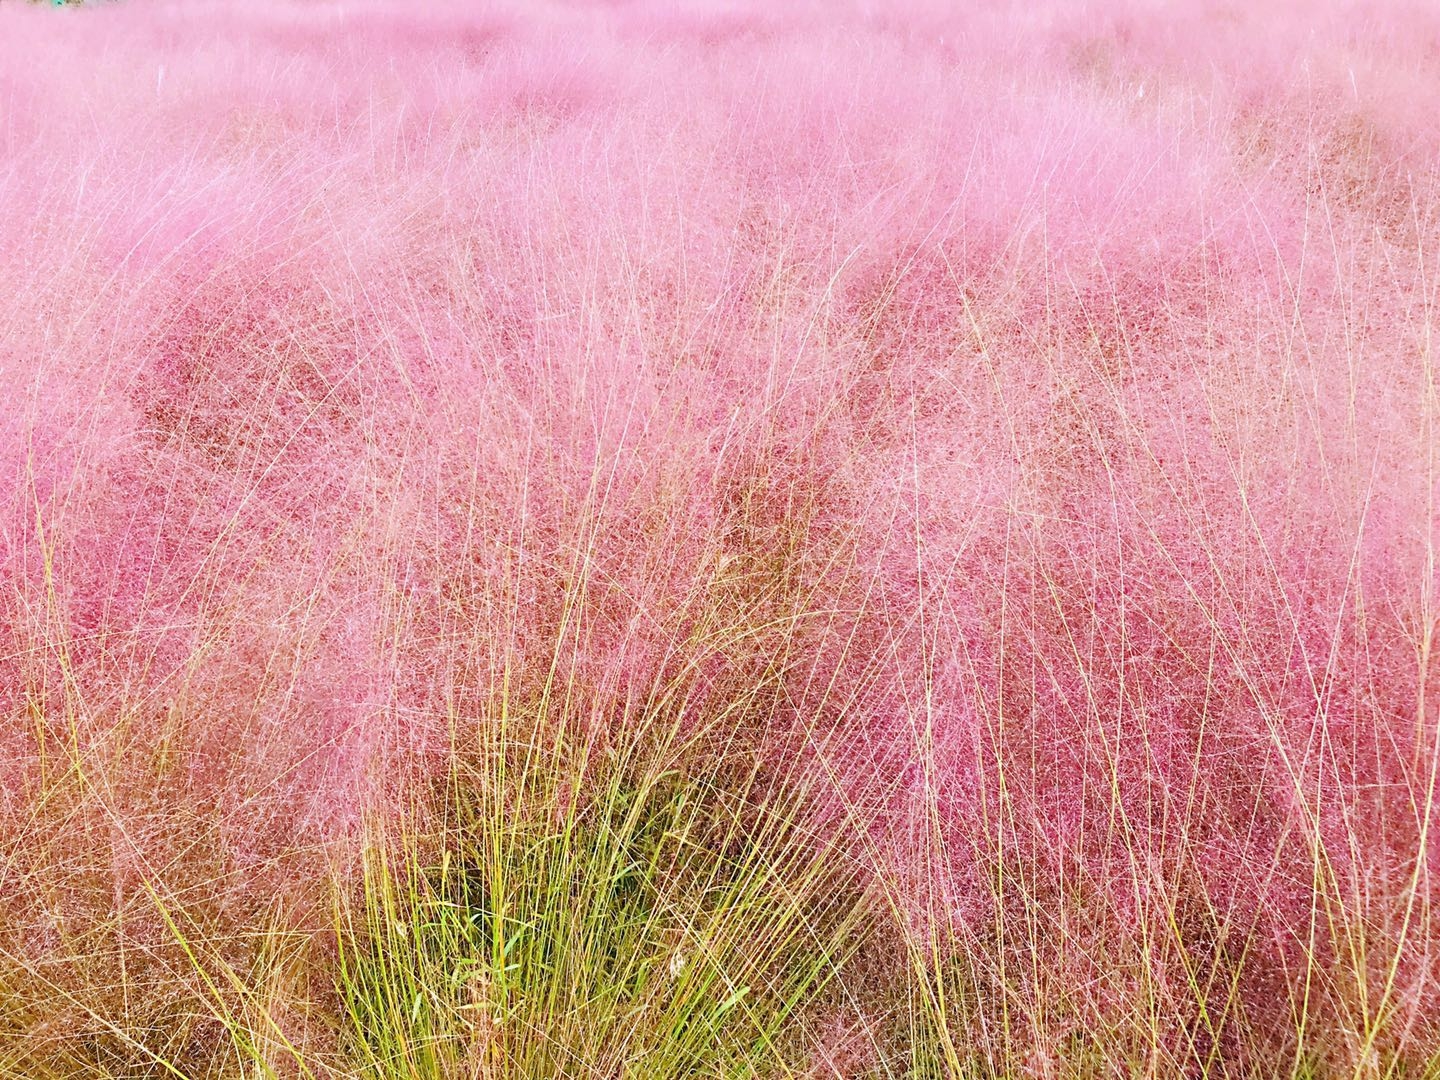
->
[335, 693, 876, 1079]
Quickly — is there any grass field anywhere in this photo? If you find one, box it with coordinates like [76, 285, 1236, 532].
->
[1, 0, 1438, 1076]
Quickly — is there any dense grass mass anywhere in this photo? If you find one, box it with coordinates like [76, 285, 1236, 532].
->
[1, 0, 1438, 1076]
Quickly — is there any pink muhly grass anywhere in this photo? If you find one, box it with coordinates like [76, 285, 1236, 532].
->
[0, 0, 1436, 1075]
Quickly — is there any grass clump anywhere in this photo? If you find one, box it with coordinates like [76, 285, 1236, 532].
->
[336, 688, 875, 1078]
